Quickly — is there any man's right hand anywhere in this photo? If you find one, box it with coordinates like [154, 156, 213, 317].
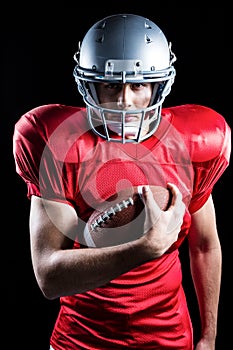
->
[140, 183, 185, 258]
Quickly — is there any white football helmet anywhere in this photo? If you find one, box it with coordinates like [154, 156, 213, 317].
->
[73, 14, 176, 143]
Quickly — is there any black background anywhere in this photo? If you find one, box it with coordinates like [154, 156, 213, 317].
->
[3, 4, 232, 349]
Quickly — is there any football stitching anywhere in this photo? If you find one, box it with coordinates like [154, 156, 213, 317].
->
[90, 197, 134, 231]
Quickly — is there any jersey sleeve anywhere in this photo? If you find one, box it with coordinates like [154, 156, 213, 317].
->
[13, 104, 81, 206]
[13, 108, 46, 199]
[183, 105, 231, 213]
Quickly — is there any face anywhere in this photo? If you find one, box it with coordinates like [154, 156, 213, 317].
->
[95, 82, 153, 139]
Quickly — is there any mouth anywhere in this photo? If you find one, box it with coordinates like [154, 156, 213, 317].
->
[124, 115, 139, 122]
[104, 112, 140, 124]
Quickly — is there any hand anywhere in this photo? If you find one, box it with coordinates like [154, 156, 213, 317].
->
[140, 183, 185, 258]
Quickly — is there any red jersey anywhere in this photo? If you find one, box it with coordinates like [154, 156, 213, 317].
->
[13, 104, 231, 349]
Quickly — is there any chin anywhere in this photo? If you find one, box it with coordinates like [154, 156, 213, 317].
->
[110, 126, 140, 137]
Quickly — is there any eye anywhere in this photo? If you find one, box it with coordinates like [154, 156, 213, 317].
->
[131, 83, 152, 91]
[131, 83, 144, 90]
[105, 83, 121, 90]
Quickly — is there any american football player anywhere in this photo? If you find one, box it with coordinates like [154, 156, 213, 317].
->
[13, 14, 231, 349]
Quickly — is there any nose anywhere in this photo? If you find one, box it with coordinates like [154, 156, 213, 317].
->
[117, 84, 132, 108]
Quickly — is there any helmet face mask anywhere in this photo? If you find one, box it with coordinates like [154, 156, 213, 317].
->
[84, 93, 162, 143]
[73, 13, 176, 143]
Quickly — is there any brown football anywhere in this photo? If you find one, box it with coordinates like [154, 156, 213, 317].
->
[82, 185, 171, 248]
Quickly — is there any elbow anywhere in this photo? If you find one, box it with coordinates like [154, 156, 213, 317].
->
[34, 259, 63, 300]
[36, 271, 60, 300]
[41, 286, 59, 301]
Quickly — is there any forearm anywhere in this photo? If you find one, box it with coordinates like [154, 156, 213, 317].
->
[189, 242, 222, 343]
[37, 236, 157, 300]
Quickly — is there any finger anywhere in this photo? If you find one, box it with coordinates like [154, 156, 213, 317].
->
[166, 183, 185, 233]
[138, 185, 161, 213]
[166, 182, 182, 207]
[138, 185, 162, 233]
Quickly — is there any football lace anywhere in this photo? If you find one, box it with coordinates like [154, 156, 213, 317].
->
[90, 197, 134, 231]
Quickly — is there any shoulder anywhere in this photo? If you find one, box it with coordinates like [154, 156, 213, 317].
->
[15, 104, 85, 131]
[164, 104, 228, 131]
[13, 104, 98, 164]
[14, 104, 87, 141]
[162, 104, 231, 162]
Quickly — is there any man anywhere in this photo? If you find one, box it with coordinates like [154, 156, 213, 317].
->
[13, 14, 231, 349]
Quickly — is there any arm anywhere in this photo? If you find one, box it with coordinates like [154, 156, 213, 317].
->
[29, 183, 185, 299]
[188, 195, 222, 350]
